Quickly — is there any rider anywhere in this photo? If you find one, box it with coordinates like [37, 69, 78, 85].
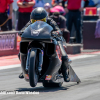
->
[18, 7, 70, 82]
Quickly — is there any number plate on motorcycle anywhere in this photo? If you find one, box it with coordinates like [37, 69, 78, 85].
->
[45, 75, 52, 80]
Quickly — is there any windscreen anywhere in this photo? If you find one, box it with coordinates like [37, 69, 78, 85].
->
[30, 21, 53, 36]
[22, 21, 53, 41]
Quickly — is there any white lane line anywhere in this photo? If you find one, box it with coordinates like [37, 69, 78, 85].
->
[70, 55, 96, 60]
[0, 55, 97, 70]
[0, 64, 21, 70]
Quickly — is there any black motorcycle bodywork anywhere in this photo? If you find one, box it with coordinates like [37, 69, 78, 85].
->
[20, 21, 80, 87]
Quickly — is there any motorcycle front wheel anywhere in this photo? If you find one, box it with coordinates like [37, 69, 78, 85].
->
[29, 48, 39, 87]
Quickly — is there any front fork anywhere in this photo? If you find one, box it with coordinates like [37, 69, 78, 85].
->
[26, 49, 31, 71]
[38, 50, 44, 74]
[26, 49, 44, 75]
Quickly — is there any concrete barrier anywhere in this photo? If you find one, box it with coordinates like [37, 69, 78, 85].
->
[0, 31, 19, 57]
[67, 44, 81, 54]
[83, 21, 100, 49]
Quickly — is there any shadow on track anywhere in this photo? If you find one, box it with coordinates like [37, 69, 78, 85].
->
[16, 83, 78, 93]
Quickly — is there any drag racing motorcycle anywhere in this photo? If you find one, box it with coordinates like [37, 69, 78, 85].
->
[19, 21, 80, 87]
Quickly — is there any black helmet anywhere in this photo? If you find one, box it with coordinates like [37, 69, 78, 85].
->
[30, 7, 48, 23]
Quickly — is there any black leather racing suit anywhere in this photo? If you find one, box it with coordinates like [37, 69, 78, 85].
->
[19, 17, 69, 80]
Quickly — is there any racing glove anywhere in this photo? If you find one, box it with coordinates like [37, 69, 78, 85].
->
[51, 31, 62, 37]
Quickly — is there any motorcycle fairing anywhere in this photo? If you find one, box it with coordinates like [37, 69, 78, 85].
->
[20, 21, 81, 84]
[39, 54, 62, 82]
[21, 21, 53, 41]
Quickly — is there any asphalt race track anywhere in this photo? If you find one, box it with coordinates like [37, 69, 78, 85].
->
[0, 52, 100, 100]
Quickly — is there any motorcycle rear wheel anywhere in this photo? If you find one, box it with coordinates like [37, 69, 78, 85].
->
[29, 48, 38, 87]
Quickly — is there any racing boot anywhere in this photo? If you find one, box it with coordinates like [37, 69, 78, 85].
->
[61, 59, 70, 82]
[18, 53, 27, 79]
[58, 40, 70, 82]
[19, 72, 24, 79]
[18, 53, 24, 79]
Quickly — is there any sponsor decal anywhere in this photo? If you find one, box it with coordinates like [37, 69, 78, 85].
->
[16, 33, 21, 50]
[0, 34, 15, 51]
[85, 8, 97, 16]
[56, 45, 62, 61]
[25, 74, 29, 79]
[89, 10, 93, 15]
[45, 75, 52, 80]
[31, 29, 40, 36]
